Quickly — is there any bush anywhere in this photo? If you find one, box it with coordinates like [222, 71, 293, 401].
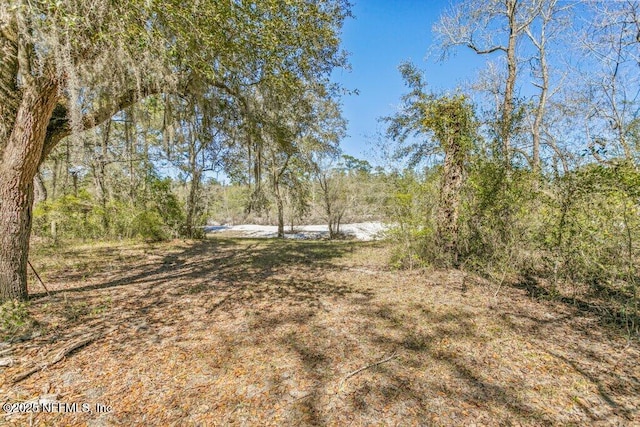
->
[33, 175, 186, 242]
[33, 189, 103, 241]
[131, 210, 167, 241]
[384, 170, 439, 269]
[458, 159, 540, 273]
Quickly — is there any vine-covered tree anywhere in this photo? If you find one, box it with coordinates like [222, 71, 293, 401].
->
[0, 0, 350, 301]
[386, 63, 476, 264]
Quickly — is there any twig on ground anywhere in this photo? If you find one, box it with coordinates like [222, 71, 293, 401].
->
[339, 352, 399, 390]
[12, 334, 99, 383]
[493, 269, 508, 299]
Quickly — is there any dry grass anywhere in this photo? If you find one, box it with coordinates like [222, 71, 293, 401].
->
[1, 237, 638, 426]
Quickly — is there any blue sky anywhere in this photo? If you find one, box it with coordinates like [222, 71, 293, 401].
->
[332, 0, 487, 164]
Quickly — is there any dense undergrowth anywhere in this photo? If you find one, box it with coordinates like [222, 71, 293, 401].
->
[385, 159, 640, 336]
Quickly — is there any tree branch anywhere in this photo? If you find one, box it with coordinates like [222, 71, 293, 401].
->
[466, 43, 506, 54]
[41, 86, 161, 161]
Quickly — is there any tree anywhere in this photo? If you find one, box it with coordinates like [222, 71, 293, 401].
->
[524, 0, 570, 172]
[577, 0, 640, 164]
[0, 0, 350, 301]
[386, 63, 477, 264]
[434, 0, 541, 167]
[166, 92, 234, 238]
[243, 80, 344, 238]
[282, 160, 312, 233]
[313, 159, 350, 239]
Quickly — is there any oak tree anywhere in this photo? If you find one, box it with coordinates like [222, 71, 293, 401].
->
[0, 0, 350, 301]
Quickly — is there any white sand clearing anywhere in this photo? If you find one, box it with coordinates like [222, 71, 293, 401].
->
[204, 222, 387, 241]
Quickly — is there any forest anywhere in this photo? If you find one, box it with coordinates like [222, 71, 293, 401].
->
[1, 0, 639, 425]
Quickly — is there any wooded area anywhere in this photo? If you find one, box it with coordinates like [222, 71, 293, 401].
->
[1, 0, 639, 425]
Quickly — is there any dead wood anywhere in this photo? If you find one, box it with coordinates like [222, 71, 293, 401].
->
[339, 352, 399, 389]
[12, 334, 99, 383]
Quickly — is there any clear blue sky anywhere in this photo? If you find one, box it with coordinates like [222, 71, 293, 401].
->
[332, 0, 487, 164]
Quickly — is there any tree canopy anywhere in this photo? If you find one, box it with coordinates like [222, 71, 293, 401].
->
[0, 0, 351, 301]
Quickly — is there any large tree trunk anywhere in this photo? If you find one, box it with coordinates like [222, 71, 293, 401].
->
[0, 79, 58, 302]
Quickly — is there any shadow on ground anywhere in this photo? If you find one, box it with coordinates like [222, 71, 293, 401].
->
[2, 238, 638, 426]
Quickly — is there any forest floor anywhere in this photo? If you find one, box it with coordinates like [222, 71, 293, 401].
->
[1, 238, 639, 426]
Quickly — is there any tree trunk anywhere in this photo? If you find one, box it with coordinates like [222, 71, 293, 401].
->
[185, 125, 203, 239]
[94, 121, 110, 233]
[0, 79, 58, 302]
[437, 136, 465, 265]
[502, 0, 518, 168]
[526, 1, 553, 174]
[275, 184, 285, 238]
[319, 175, 335, 239]
[186, 171, 202, 238]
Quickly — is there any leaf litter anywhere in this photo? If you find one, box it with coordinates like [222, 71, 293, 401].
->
[1, 238, 638, 426]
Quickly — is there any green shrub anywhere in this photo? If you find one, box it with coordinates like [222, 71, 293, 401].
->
[131, 210, 167, 241]
[384, 170, 439, 269]
[33, 189, 102, 241]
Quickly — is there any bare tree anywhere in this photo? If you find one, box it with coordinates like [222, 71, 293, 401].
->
[523, 0, 572, 172]
[434, 0, 542, 167]
[577, 0, 640, 163]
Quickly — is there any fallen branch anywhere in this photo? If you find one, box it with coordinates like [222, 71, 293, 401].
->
[12, 334, 98, 384]
[339, 352, 399, 389]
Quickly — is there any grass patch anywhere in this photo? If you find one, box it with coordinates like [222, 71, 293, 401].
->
[0, 300, 39, 341]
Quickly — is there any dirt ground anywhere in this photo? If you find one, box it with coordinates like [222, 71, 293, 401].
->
[1, 238, 639, 426]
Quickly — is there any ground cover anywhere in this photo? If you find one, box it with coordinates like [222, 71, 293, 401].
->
[1, 237, 638, 426]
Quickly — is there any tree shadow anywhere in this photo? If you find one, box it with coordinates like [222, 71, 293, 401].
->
[513, 272, 640, 333]
[6, 240, 639, 425]
[20, 238, 364, 356]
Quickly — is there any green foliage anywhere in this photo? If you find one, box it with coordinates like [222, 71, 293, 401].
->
[459, 159, 539, 269]
[541, 163, 640, 291]
[385, 63, 478, 266]
[384, 62, 477, 167]
[341, 154, 372, 175]
[107, 176, 184, 240]
[131, 210, 166, 241]
[207, 184, 250, 225]
[381, 146, 639, 331]
[33, 190, 103, 240]
[148, 177, 184, 237]
[33, 175, 184, 242]
[383, 170, 438, 269]
[0, 300, 36, 341]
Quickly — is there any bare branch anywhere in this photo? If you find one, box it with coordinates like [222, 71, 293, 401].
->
[466, 43, 507, 54]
